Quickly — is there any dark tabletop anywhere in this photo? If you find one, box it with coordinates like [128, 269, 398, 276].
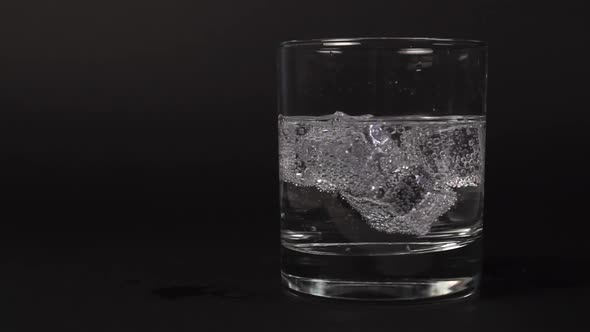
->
[3, 187, 589, 332]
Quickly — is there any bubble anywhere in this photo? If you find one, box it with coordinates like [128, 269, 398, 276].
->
[368, 124, 389, 145]
[295, 160, 306, 173]
[375, 188, 385, 199]
[296, 126, 307, 136]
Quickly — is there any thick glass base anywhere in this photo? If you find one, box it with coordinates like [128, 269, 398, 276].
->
[282, 272, 479, 301]
[281, 236, 482, 302]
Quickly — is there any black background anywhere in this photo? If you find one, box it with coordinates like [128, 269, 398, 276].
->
[1, 0, 589, 330]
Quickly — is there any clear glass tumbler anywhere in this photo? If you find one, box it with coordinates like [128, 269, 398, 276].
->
[278, 38, 487, 301]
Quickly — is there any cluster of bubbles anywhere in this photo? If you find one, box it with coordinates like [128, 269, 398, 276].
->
[279, 112, 484, 235]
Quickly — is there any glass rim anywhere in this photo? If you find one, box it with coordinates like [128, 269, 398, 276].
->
[279, 37, 487, 49]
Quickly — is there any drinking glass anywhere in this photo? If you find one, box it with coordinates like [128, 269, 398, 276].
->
[278, 37, 487, 301]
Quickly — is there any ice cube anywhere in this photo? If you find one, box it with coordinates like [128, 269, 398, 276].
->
[401, 123, 484, 188]
[340, 164, 456, 235]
